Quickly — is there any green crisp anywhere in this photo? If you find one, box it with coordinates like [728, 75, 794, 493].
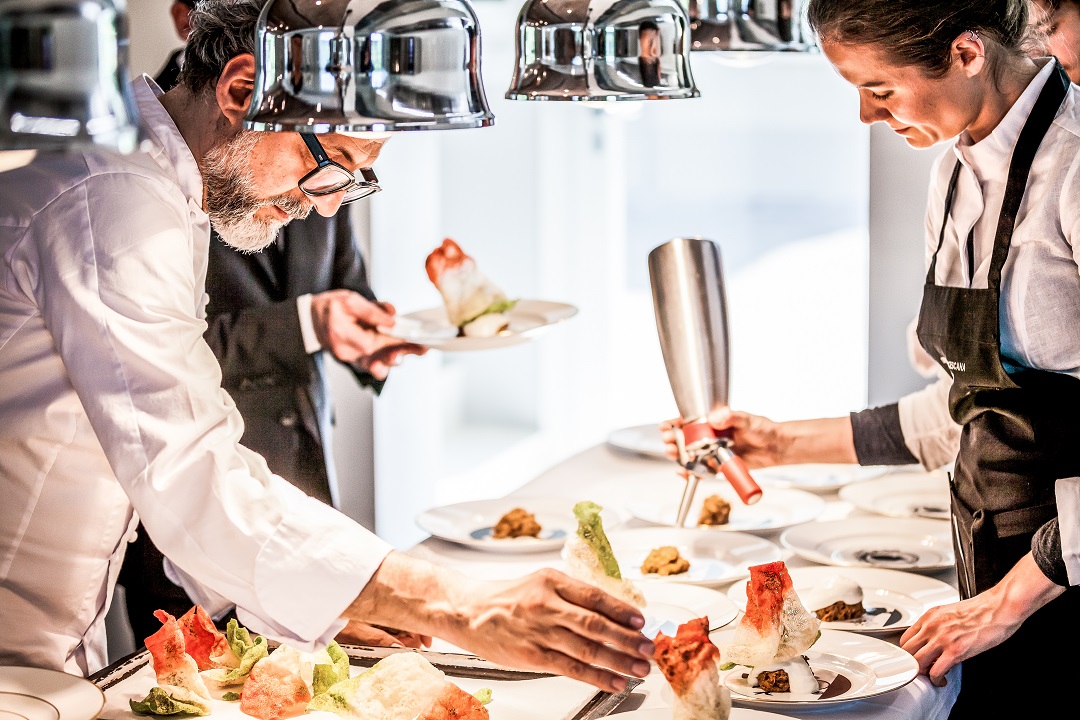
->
[573, 500, 621, 579]
[129, 687, 209, 716]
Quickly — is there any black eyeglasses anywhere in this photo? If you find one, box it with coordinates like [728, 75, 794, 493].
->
[297, 133, 381, 204]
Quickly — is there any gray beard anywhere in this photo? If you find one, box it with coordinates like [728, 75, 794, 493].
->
[202, 131, 312, 253]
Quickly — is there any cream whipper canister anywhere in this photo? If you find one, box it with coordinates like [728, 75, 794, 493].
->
[648, 237, 762, 525]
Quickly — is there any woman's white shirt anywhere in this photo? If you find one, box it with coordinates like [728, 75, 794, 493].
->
[897, 59, 1080, 583]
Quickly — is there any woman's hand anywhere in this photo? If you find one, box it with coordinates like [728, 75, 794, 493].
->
[899, 554, 1064, 686]
[659, 408, 790, 469]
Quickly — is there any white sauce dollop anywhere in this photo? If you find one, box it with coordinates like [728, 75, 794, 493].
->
[801, 574, 863, 611]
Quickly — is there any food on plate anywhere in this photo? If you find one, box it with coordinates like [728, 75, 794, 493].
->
[743, 655, 818, 694]
[697, 495, 731, 526]
[640, 545, 690, 576]
[723, 561, 820, 677]
[177, 605, 231, 671]
[306, 651, 492, 719]
[652, 617, 730, 720]
[561, 500, 646, 608]
[491, 507, 542, 539]
[200, 617, 269, 688]
[803, 574, 866, 622]
[241, 644, 314, 720]
[425, 238, 517, 338]
[132, 609, 213, 715]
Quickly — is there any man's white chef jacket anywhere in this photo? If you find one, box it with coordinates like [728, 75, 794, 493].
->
[0, 76, 392, 675]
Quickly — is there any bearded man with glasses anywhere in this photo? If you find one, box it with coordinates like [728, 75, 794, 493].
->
[116, 0, 428, 652]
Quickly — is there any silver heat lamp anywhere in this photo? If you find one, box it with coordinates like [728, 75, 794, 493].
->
[0, 0, 138, 153]
[245, 0, 494, 133]
[687, 0, 815, 52]
[506, 0, 699, 101]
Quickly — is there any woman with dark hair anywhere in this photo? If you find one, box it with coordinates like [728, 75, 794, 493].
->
[663, 0, 1080, 715]
[1034, 0, 1080, 82]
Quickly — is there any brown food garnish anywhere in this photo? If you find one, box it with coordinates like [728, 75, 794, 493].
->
[756, 668, 791, 693]
[492, 508, 542, 539]
[640, 546, 691, 576]
[697, 494, 731, 526]
[813, 599, 865, 622]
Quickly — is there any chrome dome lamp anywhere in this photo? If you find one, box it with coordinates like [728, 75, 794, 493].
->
[0, 0, 139, 153]
[246, 0, 494, 132]
[506, 0, 699, 101]
[687, 0, 815, 52]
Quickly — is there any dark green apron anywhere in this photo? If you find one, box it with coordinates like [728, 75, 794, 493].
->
[916, 62, 1080, 717]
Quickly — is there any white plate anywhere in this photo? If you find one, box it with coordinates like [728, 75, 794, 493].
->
[0, 667, 104, 720]
[613, 709, 799, 720]
[712, 629, 919, 710]
[389, 300, 578, 351]
[625, 484, 826, 534]
[415, 497, 623, 553]
[605, 423, 668, 461]
[839, 470, 951, 521]
[752, 463, 889, 493]
[780, 517, 954, 572]
[607, 527, 783, 588]
[726, 566, 959, 636]
[640, 583, 740, 640]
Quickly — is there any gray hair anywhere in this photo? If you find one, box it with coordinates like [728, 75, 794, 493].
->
[177, 0, 265, 95]
[807, 0, 1033, 79]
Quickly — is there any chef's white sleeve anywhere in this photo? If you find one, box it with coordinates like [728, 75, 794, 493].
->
[34, 174, 391, 647]
[897, 377, 962, 472]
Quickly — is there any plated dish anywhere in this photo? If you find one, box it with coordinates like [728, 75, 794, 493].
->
[713, 629, 919, 710]
[0, 666, 104, 720]
[92, 643, 638, 720]
[605, 423, 669, 461]
[415, 497, 622, 553]
[625, 484, 825, 534]
[726, 566, 959, 636]
[389, 300, 578, 351]
[780, 517, 954, 572]
[839, 470, 951, 520]
[606, 527, 783, 588]
[639, 583, 740, 640]
[613, 708, 799, 720]
[751, 463, 888, 493]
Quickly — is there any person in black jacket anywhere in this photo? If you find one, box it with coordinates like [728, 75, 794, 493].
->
[118, 2, 427, 647]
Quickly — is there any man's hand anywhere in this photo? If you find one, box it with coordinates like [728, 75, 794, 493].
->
[347, 555, 654, 693]
[899, 553, 1064, 687]
[335, 620, 431, 649]
[309, 290, 427, 379]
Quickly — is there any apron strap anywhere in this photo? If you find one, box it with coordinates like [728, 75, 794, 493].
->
[987, 63, 1070, 288]
[927, 160, 963, 283]
[925, 62, 1070, 288]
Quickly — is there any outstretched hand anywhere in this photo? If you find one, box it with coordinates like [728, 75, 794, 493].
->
[309, 290, 427, 379]
[445, 568, 654, 693]
[899, 553, 1064, 686]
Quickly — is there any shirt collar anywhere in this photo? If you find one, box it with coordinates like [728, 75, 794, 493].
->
[131, 74, 204, 207]
[954, 58, 1056, 173]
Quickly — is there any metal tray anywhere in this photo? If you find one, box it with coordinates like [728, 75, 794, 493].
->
[90, 644, 640, 720]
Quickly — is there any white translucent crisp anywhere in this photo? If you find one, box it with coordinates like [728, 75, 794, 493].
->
[723, 584, 821, 669]
[561, 534, 646, 608]
[435, 259, 508, 328]
[331, 652, 447, 719]
[802, 574, 863, 611]
[674, 665, 731, 720]
[462, 312, 509, 338]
